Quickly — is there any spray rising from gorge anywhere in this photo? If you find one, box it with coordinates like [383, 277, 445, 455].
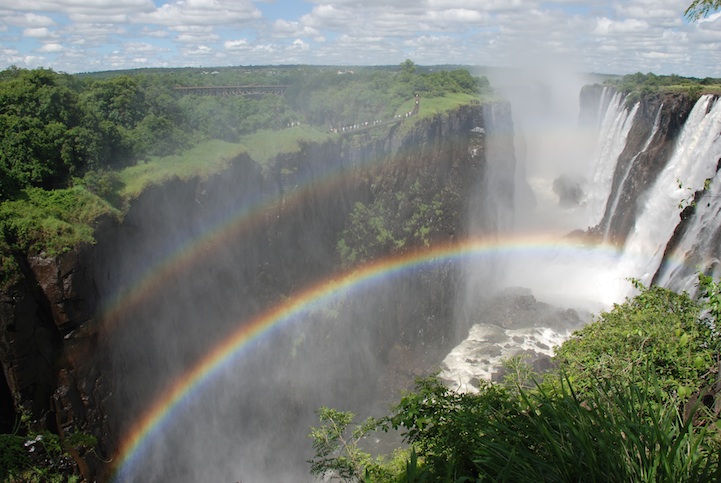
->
[2, 65, 720, 481]
[442, 75, 721, 393]
[111, 78, 721, 481]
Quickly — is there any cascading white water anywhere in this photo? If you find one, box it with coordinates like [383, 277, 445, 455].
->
[616, 95, 721, 288]
[655, 165, 721, 294]
[442, 87, 721, 393]
[586, 92, 639, 227]
[596, 87, 611, 127]
[602, 103, 664, 241]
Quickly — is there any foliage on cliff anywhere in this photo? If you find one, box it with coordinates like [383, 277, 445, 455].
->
[555, 282, 719, 401]
[337, 181, 458, 268]
[606, 72, 721, 102]
[0, 62, 489, 200]
[0, 186, 119, 286]
[0, 62, 489, 284]
[1, 410, 97, 482]
[309, 278, 721, 482]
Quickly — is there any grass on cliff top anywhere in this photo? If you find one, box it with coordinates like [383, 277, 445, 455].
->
[0, 187, 118, 254]
[410, 92, 498, 120]
[391, 92, 501, 137]
[238, 125, 334, 166]
[119, 127, 335, 198]
[664, 84, 721, 96]
[118, 140, 248, 199]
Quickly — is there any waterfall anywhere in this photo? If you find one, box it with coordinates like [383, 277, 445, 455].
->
[602, 103, 664, 241]
[586, 92, 639, 227]
[596, 86, 612, 127]
[615, 95, 721, 290]
[656, 165, 721, 295]
[442, 88, 721, 393]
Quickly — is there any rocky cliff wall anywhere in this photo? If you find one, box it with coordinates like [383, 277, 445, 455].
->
[0, 100, 515, 480]
[579, 87, 721, 296]
[579, 86, 696, 245]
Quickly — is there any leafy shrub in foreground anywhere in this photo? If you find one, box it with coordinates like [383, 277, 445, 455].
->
[309, 281, 721, 482]
[390, 373, 720, 482]
[311, 372, 721, 482]
[555, 283, 718, 401]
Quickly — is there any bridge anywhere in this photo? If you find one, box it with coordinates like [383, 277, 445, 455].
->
[173, 85, 289, 97]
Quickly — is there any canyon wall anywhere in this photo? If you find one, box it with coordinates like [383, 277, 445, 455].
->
[580, 86, 721, 293]
[0, 101, 515, 481]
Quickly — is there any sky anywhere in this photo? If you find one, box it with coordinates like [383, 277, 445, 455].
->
[0, 0, 720, 77]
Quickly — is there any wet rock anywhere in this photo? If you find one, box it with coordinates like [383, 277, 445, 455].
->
[552, 174, 585, 207]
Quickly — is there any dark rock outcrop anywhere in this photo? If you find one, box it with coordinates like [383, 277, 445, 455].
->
[580, 87, 696, 245]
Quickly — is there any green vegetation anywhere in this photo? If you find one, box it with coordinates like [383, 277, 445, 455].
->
[606, 72, 721, 104]
[237, 125, 334, 166]
[0, 61, 490, 287]
[1, 411, 97, 482]
[288, 60, 492, 129]
[337, 181, 458, 268]
[555, 282, 718, 400]
[0, 60, 489, 205]
[116, 140, 247, 198]
[309, 278, 721, 481]
[685, 0, 721, 20]
[0, 186, 118, 285]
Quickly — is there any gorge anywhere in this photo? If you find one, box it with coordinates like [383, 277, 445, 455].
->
[2, 77, 721, 481]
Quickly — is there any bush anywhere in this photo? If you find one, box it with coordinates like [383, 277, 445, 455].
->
[0, 186, 117, 258]
[554, 283, 718, 401]
[310, 280, 721, 482]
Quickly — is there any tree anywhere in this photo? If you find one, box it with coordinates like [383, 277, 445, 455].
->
[400, 59, 416, 76]
[0, 68, 100, 197]
[685, 0, 721, 20]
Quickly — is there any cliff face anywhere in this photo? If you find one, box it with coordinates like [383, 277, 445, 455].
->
[579, 86, 696, 245]
[602, 93, 694, 245]
[579, 87, 721, 296]
[0, 101, 515, 480]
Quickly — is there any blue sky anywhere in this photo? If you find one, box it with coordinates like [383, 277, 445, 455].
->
[0, 0, 720, 77]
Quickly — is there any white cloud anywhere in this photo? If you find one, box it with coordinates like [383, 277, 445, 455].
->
[5, 13, 56, 28]
[423, 8, 487, 25]
[136, 0, 261, 27]
[124, 42, 163, 54]
[168, 25, 220, 43]
[183, 44, 213, 56]
[698, 11, 721, 23]
[0, 0, 155, 22]
[23, 27, 52, 38]
[57, 23, 125, 47]
[175, 32, 219, 43]
[425, 0, 527, 11]
[224, 39, 251, 51]
[290, 38, 309, 51]
[141, 27, 170, 38]
[594, 17, 649, 35]
[273, 19, 324, 41]
[36, 42, 64, 52]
